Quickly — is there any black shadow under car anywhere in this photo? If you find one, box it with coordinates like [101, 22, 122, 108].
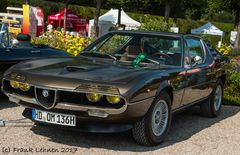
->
[1, 30, 228, 146]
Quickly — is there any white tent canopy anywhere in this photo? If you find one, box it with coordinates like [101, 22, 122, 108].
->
[191, 22, 224, 36]
[88, 8, 141, 37]
[98, 8, 141, 27]
[191, 22, 225, 47]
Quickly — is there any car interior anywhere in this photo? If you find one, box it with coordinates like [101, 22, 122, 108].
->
[119, 36, 182, 66]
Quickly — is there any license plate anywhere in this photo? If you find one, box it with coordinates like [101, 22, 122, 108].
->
[32, 109, 76, 126]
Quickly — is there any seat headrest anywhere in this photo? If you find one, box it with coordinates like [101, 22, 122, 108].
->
[125, 45, 141, 55]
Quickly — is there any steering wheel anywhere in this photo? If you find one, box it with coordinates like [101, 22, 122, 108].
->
[151, 52, 175, 65]
[151, 51, 172, 59]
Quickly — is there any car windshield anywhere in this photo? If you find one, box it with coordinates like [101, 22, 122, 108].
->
[83, 33, 182, 66]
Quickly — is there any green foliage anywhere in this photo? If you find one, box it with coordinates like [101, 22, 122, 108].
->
[6, 0, 24, 7]
[0, 0, 8, 12]
[138, 15, 170, 32]
[203, 11, 235, 23]
[223, 56, 240, 105]
[69, 5, 100, 20]
[176, 18, 199, 33]
[32, 31, 94, 56]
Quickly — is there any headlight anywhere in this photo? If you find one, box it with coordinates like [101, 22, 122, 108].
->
[10, 81, 31, 91]
[86, 93, 102, 103]
[106, 95, 121, 104]
[10, 81, 20, 89]
[19, 83, 31, 91]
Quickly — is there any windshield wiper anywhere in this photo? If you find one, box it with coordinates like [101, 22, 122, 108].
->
[80, 51, 117, 61]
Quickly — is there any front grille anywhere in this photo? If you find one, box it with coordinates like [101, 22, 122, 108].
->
[35, 88, 57, 109]
[58, 91, 125, 109]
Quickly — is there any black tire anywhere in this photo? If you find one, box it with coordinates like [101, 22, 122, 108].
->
[200, 80, 223, 118]
[132, 91, 172, 146]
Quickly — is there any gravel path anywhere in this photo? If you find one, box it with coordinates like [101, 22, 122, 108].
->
[0, 95, 240, 155]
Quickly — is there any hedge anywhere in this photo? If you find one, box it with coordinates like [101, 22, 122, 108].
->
[67, 5, 234, 47]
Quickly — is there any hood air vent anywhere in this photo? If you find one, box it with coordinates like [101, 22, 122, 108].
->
[65, 66, 87, 72]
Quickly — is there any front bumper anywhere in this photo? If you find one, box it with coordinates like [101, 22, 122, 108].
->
[5, 92, 154, 123]
[23, 108, 133, 133]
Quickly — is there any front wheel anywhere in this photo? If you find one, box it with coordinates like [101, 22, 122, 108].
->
[132, 91, 172, 146]
[200, 80, 223, 118]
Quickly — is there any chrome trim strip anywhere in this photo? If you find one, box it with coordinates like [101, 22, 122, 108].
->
[128, 97, 155, 105]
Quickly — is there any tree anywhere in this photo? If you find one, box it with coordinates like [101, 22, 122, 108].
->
[163, 1, 171, 24]
[93, 0, 103, 37]
[206, 0, 240, 49]
[161, 0, 207, 25]
[156, 0, 176, 24]
[228, 1, 240, 49]
[234, 8, 240, 49]
[0, 0, 8, 12]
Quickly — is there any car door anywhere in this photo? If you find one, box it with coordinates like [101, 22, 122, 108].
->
[181, 37, 214, 106]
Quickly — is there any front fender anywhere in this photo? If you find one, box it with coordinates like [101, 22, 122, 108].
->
[126, 79, 170, 103]
[155, 80, 171, 96]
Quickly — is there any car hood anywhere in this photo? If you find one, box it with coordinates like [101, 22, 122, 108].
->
[9, 57, 165, 83]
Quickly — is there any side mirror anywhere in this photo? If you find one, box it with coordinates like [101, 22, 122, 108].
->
[16, 33, 31, 41]
[12, 39, 19, 48]
[193, 55, 203, 65]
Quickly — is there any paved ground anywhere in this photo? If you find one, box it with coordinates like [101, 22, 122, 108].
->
[0, 95, 240, 155]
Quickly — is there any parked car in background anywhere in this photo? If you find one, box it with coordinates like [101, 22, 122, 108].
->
[0, 22, 71, 86]
[2, 30, 228, 146]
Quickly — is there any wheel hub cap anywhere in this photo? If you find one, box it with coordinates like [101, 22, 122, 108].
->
[214, 85, 222, 111]
[152, 100, 169, 136]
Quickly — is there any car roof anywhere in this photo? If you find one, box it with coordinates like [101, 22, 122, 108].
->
[110, 30, 202, 39]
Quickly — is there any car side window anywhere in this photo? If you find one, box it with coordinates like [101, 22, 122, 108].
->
[185, 38, 205, 66]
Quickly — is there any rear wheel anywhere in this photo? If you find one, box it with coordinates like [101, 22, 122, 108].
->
[200, 80, 223, 118]
[132, 91, 172, 146]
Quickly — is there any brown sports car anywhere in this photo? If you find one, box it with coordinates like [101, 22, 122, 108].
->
[2, 31, 227, 146]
